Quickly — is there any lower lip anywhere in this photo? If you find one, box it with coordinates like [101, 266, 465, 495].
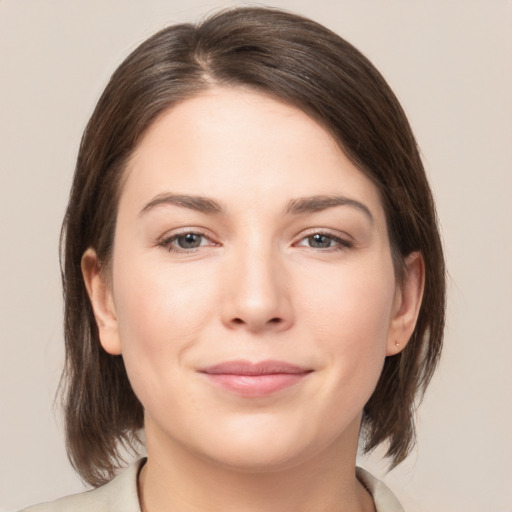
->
[201, 373, 309, 397]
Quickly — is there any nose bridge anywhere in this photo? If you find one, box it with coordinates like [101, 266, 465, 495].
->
[223, 233, 292, 332]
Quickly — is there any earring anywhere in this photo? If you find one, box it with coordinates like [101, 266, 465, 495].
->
[395, 340, 400, 348]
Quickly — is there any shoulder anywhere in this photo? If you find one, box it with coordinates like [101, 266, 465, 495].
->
[19, 459, 145, 512]
[356, 467, 405, 512]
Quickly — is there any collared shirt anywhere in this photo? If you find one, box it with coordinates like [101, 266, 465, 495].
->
[21, 459, 404, 512]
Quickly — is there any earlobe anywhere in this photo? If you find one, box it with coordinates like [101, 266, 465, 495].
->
[386, 252, 425, 356]
[81, 248, 122, 355]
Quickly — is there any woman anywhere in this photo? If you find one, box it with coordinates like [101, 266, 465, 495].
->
[23, 7, 445, 512]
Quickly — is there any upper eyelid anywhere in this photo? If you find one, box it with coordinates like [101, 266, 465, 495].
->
[293, 227, 353, 242]
[158, 227, 214, 241]
[155, 229, 217, 250]
[155, 227, 353, 246]
[157, 232, 219, 254]
[295, 234, 351, 246]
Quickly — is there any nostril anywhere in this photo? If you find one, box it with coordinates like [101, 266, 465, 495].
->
[231, 317, 282, 326]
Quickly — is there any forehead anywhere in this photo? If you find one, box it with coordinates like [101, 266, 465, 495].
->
[121, 87, 385, 221]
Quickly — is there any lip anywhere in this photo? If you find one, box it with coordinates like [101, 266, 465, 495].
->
[198, 360, 312, 397]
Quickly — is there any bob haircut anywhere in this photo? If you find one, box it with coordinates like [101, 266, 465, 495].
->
[61, 7, 445, 487]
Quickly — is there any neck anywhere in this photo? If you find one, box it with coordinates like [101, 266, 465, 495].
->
[139, 419, 375, 512]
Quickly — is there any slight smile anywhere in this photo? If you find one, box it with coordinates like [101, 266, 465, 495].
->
[199, 360, 313, 397]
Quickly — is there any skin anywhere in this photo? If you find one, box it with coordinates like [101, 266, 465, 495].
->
[83, 87, 424, 512]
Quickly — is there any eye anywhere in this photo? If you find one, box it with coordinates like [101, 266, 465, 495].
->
[295, 232, 352, 250]
[174, 233, 206, 249]
[159, 231, 216, 252]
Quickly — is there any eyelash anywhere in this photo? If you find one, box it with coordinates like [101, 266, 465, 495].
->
[157, 230, 353, 254]
[158, 231, 217, 253]
[293, 231, 353, 251]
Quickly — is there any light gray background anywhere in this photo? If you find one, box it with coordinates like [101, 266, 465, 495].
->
[1, 1, 511, 511]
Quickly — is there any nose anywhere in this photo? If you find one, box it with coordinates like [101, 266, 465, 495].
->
[221, 244, 294, 333]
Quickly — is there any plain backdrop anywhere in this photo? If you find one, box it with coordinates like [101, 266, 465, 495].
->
[1, 1, 511, 511]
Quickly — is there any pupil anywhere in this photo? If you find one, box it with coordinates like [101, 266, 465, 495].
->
[310, 234, 331, 248]
[178, 233, 201, 248]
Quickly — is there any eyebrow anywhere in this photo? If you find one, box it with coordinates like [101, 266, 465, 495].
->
[139, 192, 373, 223]
[139, 193, 224, 216]
[284, 195, 374, 223]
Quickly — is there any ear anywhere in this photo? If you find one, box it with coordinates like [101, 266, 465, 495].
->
[386, 252, 425, 356]
[81, 248, 122, 355]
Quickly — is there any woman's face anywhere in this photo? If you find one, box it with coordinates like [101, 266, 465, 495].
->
[86, 87, 418, 471]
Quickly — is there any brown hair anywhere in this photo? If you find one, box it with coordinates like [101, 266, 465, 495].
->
[61, 7, 445, 486]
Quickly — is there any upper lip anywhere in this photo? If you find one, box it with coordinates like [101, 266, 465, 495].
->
[199, 359, 311, 375]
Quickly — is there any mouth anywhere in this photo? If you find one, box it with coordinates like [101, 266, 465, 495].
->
[198, 360, 313, 397]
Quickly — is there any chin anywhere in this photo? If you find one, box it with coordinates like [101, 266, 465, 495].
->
[200, 440, 312, 474]
[188, 413, 353, 474]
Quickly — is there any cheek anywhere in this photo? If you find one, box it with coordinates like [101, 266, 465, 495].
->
[298, 257, 396, 393]
[110, 251, 219, 389]
[114, 248, 215, 329]
[303, 257, 394, 333]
